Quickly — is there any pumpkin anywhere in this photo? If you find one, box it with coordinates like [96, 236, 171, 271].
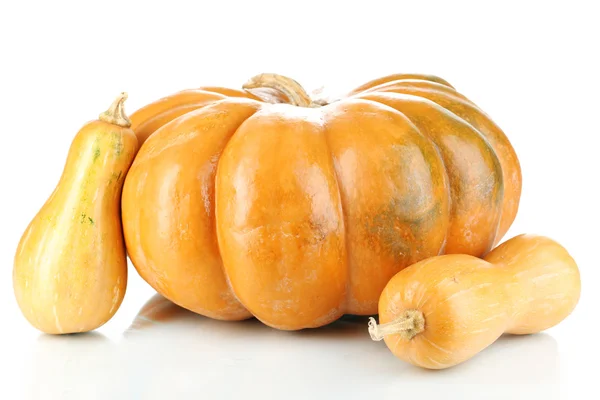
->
[13, 94, 138, 334]
[368, 234, 581, 369]
[122, 73, 521, 330]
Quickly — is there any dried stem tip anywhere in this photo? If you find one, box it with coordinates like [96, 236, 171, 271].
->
[368, 309, 425, 341]
[243, 73, 315, 108]
[99, 92, 132, 128]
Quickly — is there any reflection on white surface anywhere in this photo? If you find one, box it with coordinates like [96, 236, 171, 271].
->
[25, 293, 561, 400]
[25, 333, 121, 400]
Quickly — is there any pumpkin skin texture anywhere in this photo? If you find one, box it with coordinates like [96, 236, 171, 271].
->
[14, 94, 138, 334]
[369, 234, 580, 369]
[130, 86, 288, 145]
[122, 73, 521, 330]
[353, 79, 521, 242]
[347, 73, 455, 94]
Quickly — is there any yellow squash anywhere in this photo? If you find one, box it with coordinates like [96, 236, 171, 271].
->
[13, 94, 138, 334]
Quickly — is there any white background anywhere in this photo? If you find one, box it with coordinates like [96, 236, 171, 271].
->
[1, 1, 599, 399]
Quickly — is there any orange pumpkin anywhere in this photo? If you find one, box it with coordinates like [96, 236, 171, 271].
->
[122, 73, 521, 330]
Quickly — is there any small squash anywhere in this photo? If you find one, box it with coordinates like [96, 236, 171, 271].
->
[13, 93, 138, 334]
[368, 234, 581, 369]
[123, 72, 521, 330]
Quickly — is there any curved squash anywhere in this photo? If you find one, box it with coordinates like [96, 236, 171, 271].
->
[368, 234, 581, 369]
[13, 94, 138, 334]
[122, 73, 521, 330]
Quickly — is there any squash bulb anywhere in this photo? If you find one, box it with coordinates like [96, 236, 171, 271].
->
[13, 93, 138, 334]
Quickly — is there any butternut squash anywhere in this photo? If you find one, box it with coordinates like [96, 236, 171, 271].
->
[13, 93, 138, 334]
[368, 234, 580, 369]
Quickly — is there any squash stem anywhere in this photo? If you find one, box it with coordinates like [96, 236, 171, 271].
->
[99, 92, 132, 128]
[368, 310, 425, 341]
[242, 73, 319, 107]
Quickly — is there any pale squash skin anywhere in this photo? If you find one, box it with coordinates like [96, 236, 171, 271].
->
[122, 73, 522, 330]
[13, 94, 138, 334]
[371, 235, 581, 369]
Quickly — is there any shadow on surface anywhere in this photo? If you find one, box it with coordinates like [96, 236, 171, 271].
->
[125, 293, 373, 340]
[115, 292, 561, 399]
[15, 292, 562, 399]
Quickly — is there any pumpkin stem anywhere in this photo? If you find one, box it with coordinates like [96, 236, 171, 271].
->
[368, 310, 425, 341]
[242, 73, 318, 107]
[99, 92, 132, 128]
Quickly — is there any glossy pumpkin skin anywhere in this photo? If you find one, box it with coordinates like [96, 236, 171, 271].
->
[14, 98, 138, 334]
[130, 86, 287, 145]
[122, 74, 521, 330]
[375, 234, 580, 369]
